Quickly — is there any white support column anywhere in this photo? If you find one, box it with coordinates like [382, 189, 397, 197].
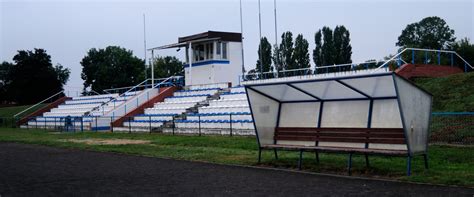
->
[188, 42, 193, 85]
[151, 49, 155, 87]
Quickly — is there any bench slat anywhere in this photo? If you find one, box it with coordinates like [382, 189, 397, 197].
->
[276, 127, 404, 133]
[275, 136, 405, 144]
[276, 131, 404, 138]
[261, 144, 408, 155]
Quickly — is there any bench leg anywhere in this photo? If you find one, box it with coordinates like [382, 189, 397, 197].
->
[347, 153, 353, 176]
[365, 154, 370, 168]
[423, 154, 429, 169]
[298, 150, 303, 170]
[406, 156, 412, 176]
[315, 151, 320, 163]
[258, 148, 262, 164]
[274, 149, 278, 160]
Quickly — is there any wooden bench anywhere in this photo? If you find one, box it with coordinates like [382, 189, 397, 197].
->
[258, 127, 428, 175]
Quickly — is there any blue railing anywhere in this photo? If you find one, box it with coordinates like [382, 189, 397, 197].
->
[241, 48, 473, 82]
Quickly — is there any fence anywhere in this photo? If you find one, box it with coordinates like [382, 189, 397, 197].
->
[3, 112, 473, 144]
[430, 112, 474, 145]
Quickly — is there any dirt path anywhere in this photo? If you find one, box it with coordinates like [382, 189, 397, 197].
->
[0, 143, 472, 196]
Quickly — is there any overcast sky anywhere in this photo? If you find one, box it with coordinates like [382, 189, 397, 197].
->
[1, 0, 473, 92]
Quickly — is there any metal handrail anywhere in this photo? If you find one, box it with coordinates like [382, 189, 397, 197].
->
[244, 60, 384, 79]
[101, 75, 178, 117]
[13, 90, 64, 118]
[372, 47, 473, 72]
[242, 48, 472, 80]
[86, 76, 179, 116]
[102, 77, 171, 94]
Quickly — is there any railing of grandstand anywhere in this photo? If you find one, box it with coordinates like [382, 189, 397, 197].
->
[372, 48, 473, 73]
[241, 48, 472, 82]
[241, 60, 389, 81]
[86, 76, 183, 117]
[13, 90, 65, 120]
[103, 77, 184, 94]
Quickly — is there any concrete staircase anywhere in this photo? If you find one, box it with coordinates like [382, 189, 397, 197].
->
[396, 64, 463, 79]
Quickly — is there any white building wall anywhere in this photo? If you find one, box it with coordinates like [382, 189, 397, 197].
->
[184, 41, 242, 86]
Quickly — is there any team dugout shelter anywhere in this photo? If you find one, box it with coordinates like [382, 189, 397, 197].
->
[244, 72, 432, 176]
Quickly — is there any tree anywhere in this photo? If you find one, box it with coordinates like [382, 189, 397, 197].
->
[81, 46, 145, 93]
[452, 38, 474, 70]
[313, 26, 352, 73]
[335, 25, 352, 64]
[150, 56, 184, 79]
[256, 37, 273, 73]
[0, 62, 14, 103]
[279, 31, 295, 71]
[6, 49, 70, 104]
[321, 27, 335, 66]
[272, 44, 283, 72]
[312, 30, 323, 67]
[293, 34, 310, 69]
[397, 16, 456, 50]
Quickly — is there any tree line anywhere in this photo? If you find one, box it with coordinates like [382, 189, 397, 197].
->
[251, 25, 352, 76]
[1, 46, 184, 105]
[251, 16, 474, 75]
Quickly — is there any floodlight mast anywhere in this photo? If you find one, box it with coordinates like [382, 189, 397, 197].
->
[143, 14, 147, 81]
[239, 0, 245, 78]
[258, 0, 263, 78]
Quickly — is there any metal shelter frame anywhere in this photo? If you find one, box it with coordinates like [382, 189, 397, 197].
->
[244, 72, 433, 175]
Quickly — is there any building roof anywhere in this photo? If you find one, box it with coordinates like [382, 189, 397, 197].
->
[148, 31, 242, 51]
[178, 31, 242, 43]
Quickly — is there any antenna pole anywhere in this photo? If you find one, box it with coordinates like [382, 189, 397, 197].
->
[143, 14, 148, 81]
[274, 0, 278, 46]
[258, 0, 263, 77]
[239, 0, 245, 78]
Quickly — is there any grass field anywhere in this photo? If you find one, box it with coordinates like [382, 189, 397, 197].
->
[0, 128, 472, 187]
[415, 72, 474, 112]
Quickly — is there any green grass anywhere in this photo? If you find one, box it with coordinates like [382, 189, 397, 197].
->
[0, 104, 46, 118]
[0, 128, 472, 187]
[414, 72, 474, 112]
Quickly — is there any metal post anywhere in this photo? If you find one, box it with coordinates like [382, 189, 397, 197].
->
[424, 51, 428, 64]
[411, 49, 415, 64]
[450, 53, 454, 66]
[128, 116, 132, 134]
[172, 116, 175, 135]
[149, 116, 152, 134]
[198, 114, 201, 136]
[95, 117, 98, 132]
[239, 0, 245, 78]
[437, 52, 441, 65]
[258, 0, 263, 78]
[229, 114, 233, 136]
[406, 156, 412, 176]
[348, 153, 353, 176]
[54, 117, 56, 130]
[465, 63, 468, 72]
[81, 117, 84, 132]
[188, 42, 193, 85]
[110, 117, 113, 133]
[298, 150, 303, 170]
